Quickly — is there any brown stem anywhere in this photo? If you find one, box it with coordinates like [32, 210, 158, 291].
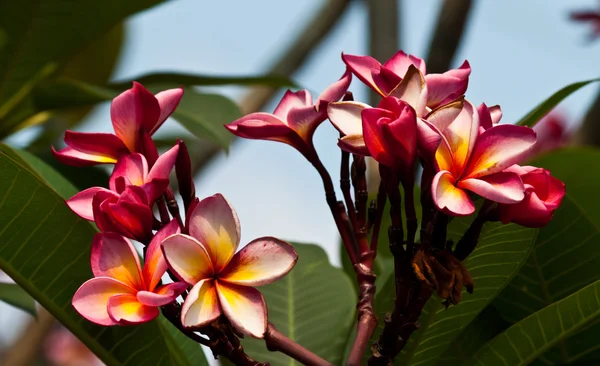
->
[453, 200, 493, 261]
[264, 323, 333, 366]
[353, 155, 371, 259]
[347, 262, 378, 366]
[425, 0, 474, 74]
[341, 148, 358, 231]
[402, 175, 418, 253]
[369, 182, 386, 254]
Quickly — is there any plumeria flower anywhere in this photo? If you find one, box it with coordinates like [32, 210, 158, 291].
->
[431, 101, 537, 216]
[477, 103, 503, 130]
[161, 194, 298, 338]
[225, 70, 351, 158]
[67, 144, 179, 241]
[53, 82, 183, 166]
[531, 110, 570, 155]
[495, 165, 566, 228]
[72, 221, 187, 325]
[342, 50, 470, 109]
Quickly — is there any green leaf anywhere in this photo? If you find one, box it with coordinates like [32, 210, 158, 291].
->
[0, 149, 207, 365]
[0, 0, 164, 135]
[516, 79, 600, 127]
[368, 218, 536, 366]
[469, 279, 600, 366]
[110, 72, 296, 89]
[238, 242, 356, 365]
[0, 282, 36, 316]
[493, 148, 600, 364]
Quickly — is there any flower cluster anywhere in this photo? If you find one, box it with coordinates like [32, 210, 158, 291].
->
[57, 83, 297, 339]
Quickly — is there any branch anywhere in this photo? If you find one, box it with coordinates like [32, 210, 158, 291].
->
[264, 323, 333, 366]
[191, 0, 352, 176]
[425, 0, 474, 73]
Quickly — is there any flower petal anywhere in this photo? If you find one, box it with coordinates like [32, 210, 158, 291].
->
[188, 194, 240, 272]
[104, 201, 154, 242]
[441, 100, 480, 176]
[432, 171, 475, 216]
[327, 101, 370, 136]
[341, 53, 384, 95]
[161, 234, 214, 284]
[107, 294, 159, 324]
[459, 172, 525, 204]
[137, 282, 188, 307]
[91, 232, 144, 289]
[361, 108, 396, 167]
[426, 60, 470, 108]
[225, 113, 294, 144]
[272, 90, 312, 119]
[286, 105, 323, 141]
[180, 280, 221, 328]
[147, 143, 179, 182]
[110, 82, 160, 152]
[425, 97, 464, 132]
[64, 131, 129, 159]
[315, 68, 352, 107]
[152, 87, 184, 134]
[109, 153, 148, 191]
[66, 187, 111, 221]
[389, 65, 428, 117]
[52, 146, 118, 166]
[144, 219, 181, 291]
[72, 277, 136, 326]
[216, 281, 267, 338]
[382, 50, 426, 77]
[464, 124, 537, 179]
[220, 237, 298, 286]
[338, 135, 370, 156]
[488, 105, 503, 125]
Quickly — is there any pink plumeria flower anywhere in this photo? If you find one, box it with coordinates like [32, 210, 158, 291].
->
[67, 144, 179, 241]
[342, 50, 470, 109]
[161, 194, 298, 338]
[431, 101, 537, 216]
[53, 82, 183, 166]
[72, 222, 187, 326]
[477, 103, 503, 130]
[496, 165, 566, 228]
[225, 70, 351, 158]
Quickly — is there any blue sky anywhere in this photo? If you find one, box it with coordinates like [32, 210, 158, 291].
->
[3, 0, 600, 353]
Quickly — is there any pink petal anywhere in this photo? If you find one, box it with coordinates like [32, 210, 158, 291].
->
[140, 178, 170, 204]
[459, 172, 525, 204]
[361, 108, 397, 167]
[107, 294, 159, 324]
[119, 185, 149, 206]
[316, 68, 352, 106]
[72, 277, 136, 326]
[441, 100, 480, 176]
[286, 105, 323, 141]
[341, 53, 383, 94]
[147, 143, 180, 181]
[338, 135, 370, 156]
[152, 87, 184, 134]
[327, 101, 370, 136]
[426, 98, 464, 132]
[220, 237, 298, 286]
[432, 171, 475, 216]
[91, 232, 145, 289]
[417, 119, 443, 159]
[225, 113, 294, 144]
[52, 146, 119, 166]
[91, 190, 120, 233]
[66, 187, 111, 221]
[464, 124, 537, 179]
[425, 60, 470, 108]
[104, 201, 154, 242]
[489, 105, 503, 125]
[477, 103, 494, 130]
[180, 280, 221, 328]
[188, 194, 240, 272]
[110, 82, 160, 152]
[137, 282, 188, 307]
[382, 50, 426, 77]
[64, 131, 129, 159]
[161, 234, 214, 284]
[498, 192, 553, 228]
[109, 153, 148, 191]
[389, 65, 428, 117]
[216, 281, 267, 338]
[143, 219, 181, 291]
[272, 90, 312, 119]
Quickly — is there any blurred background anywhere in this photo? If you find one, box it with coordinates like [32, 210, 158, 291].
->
[2, 0, 600, 364]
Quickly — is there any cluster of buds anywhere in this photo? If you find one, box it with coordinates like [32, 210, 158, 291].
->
[55, 83, 298, 342]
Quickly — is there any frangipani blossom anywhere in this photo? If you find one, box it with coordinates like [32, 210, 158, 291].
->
[431, 101, 537, 216]
[72, 222, 187, 325]
[53, 82, 183, 166]
[496, 165, 566, 228]
[342, 50, 470, 109]
[67, 144, 179, 241]
[161, 194, 298, 338]
[225, 70, 351, 158]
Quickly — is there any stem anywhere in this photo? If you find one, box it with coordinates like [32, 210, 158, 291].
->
[353, 155, 371, 258]
[164, 187, 184, 229]
[341, 148, 358, 231]
[453, 201, 493, 261]
[402, 175, 418, 253]
[264, 323, 333, 366]
[347, 262, 378, 366]
[161, 302, 211, 347]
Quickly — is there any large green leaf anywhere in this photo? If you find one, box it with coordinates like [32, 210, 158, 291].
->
[492, 148, 600, 364]
[0, 282, 36, 316]
[368, 217, 536, 366]
[469, 279, 600, 366]
[516, 79, 600, 127]
[110, 72, 296, 89]
[237, 243, 356, 365]
[0, 0, 164, 128]
[0, 149, 207, 365]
